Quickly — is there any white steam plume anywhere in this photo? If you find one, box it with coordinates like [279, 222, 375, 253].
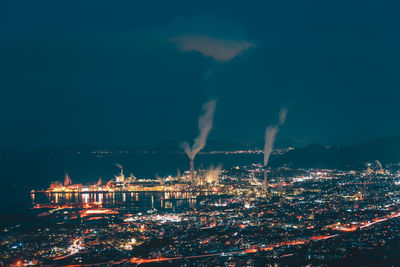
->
[263, 126, 279, 166]
[375, 160, 383, 170]
[279, 108, 287, 125]
[181, 99, 217, 159]
[263, 108, 288, 167]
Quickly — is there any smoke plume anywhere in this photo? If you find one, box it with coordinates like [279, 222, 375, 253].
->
[279, 108, 287, 125]
[115, 163, 123, 169]
[375, 160, 383, 170]
[64, 172, 72, 186]
[181, 99, 217, 159]
[263, 108, 288, 167]
[263, 126, 279, 166]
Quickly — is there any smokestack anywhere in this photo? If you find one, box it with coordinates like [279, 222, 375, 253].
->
[264, 169, 267, 188]
[190, 158, 195, 187]
[181, 99, 216, 188]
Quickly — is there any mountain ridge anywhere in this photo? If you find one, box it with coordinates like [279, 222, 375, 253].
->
[271, 136, 400, 169]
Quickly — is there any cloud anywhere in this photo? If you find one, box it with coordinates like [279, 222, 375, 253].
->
[173, 34, 255, 62]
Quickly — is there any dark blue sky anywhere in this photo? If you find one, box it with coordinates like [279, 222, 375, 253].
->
[1, 0, 400, 148]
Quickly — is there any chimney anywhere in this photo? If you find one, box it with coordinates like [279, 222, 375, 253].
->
[263, 169, 267, 190]
[190, 158, 195, 187]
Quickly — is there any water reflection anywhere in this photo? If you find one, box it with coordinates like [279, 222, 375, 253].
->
[34, 191, 206, 210]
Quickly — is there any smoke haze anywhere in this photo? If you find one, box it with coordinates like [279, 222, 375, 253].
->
[205, 165, 222, 184]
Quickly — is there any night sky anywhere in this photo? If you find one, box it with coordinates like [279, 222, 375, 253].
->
[1, 0, 400, 149]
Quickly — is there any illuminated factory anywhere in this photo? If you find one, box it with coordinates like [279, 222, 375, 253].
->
[190, 158, 195, 187]
[35, 162, 221, 194]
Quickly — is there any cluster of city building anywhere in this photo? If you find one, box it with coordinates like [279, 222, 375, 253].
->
[2, 161, 400, 265]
